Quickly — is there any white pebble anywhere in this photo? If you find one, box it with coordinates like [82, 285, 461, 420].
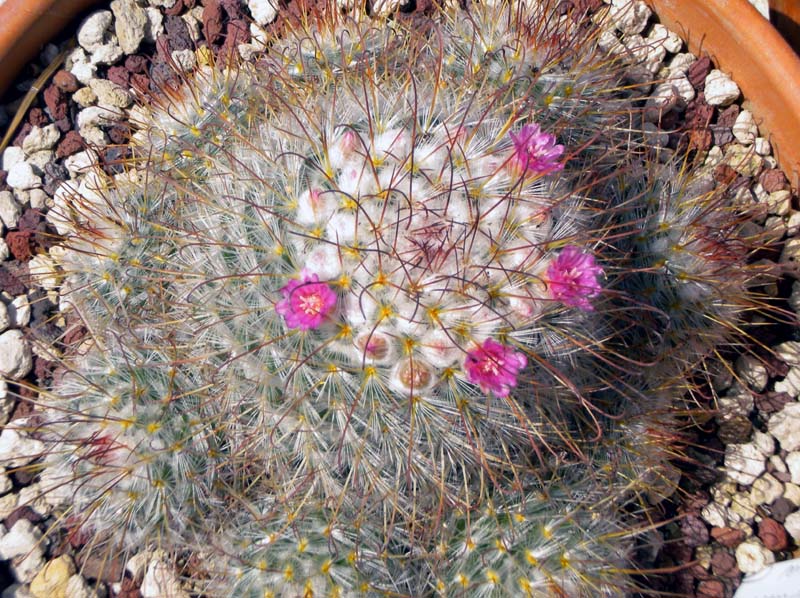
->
[6, 162, 41, 191]
[786, 452, 800, 484]
[0, 191, 21, 229]
[768, 402, 800, 451]
[140, 559, 189, 598]
[785, 511, 800, 542]
[754, 137, 772, 155]
[775, 341, 800, 367]
[77, 11, 114, 52]
[144, 7, 165, 43]
[704, 69, 741, 106]
[28, 255, 59, 291]
[89, 78, 133, 109]
[735, 537, 775, 574]
[2, 146, 24, 171]
[0, 519, 45, 561]
[648, 23, 682, 53]
[111, 0, 147, 55]
[732, 109, 758, 145]
[0, 303, 8, 333]
[21, 125, 60, 155]
[750, 472, 783, 505]
[701, 501, 729, 527]
[9, 296, 31, 328]
[735, 354, 768, 392]
[773, 366, 799, 397]
[247, 0, 278, 26]
[609, 0, 651, 35]
[0, 330, 32, 380]
[171, 49, 197, 73]
[725, 441, 766, 485]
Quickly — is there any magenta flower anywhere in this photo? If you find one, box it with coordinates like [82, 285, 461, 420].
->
[509, 123, 564, 175]
[546, 246, 603, 311]
[276, 270, 337, 330]
[464, 338, 527, 398]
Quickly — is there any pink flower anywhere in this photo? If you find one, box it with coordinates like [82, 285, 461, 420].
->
[464, 338, 527, 398]
[509, 123, 564, 175]
[546, 246, 603, 311]
[276, 270, 337, 330]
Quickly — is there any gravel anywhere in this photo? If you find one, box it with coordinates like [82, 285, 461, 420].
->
[0, 0, 798, 596]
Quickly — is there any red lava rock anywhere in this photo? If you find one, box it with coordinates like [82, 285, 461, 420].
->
[713, 164, 737, 184]
[203, 0, 225, 46]
[165, 0, 185, 15]
[711, 549, 739, 578]
[107, 124, 130, 145]
[64, 324, 87, 347]
[184, 0, 197, 8]
[53, 117, 72, 134]
[13, 122, 32, 147]
[685, 94, 715, 128]
[27, 107, 49, 127]
[6, 230, 35, 261]
[4, 507, 44, 529]
[18, 208, 43, 232]
[688, 128, 713, 152]
[131, 72, 151, 94]
[711, 526, 747, 548]
[107, 65, 132, 88]
[53, 69, 79, 92]
[125, 54, 149, 74]
[759, 168, 789, 192]
[165, 15, 194, 52]
[113, 576, 143, 598]
[44, 84, 68, 121]
[758, 517, 789, 551]
[220, 19, 250, 60]
[681, 491, 711, 515]
[716, 104, 740, 127]
[697, 579, 725, 598]
[682, 515, 711, 548]
[220, 0, 245, 20]
[687, 56, 712, 90]
[55, 130, 85, 159]
[33, 356, 56, 382]
[78, 551, 126, 583]
[756, 391, 793, 415]
[0, 266, 26, 295]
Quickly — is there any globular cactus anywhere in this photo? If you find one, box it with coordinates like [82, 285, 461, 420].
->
[25, 0, 768, 595]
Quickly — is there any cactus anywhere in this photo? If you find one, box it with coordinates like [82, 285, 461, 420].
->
[24, 0, 769, 595]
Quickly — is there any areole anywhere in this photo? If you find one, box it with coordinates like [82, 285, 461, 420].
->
[0, 0, 798, 185]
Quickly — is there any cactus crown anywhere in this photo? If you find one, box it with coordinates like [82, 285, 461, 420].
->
[29, 1, 768, 595]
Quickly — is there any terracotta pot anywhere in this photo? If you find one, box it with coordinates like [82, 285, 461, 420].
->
[647, 0, 800, 188]
[0, 0, 99, 97]
[770, 0, 800, 54]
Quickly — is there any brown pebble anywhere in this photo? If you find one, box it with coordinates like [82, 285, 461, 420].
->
[711, 526, 747, 548]
[107, 124, 130, 145]
[220, 19, 250, 60]
[165, 15, 194, 52]
[697, 579, 725, 598]
[114, 576, 143, 598]
[758, 517, 789, 551]
[53, 117, 72, 134]
[203, 0, 225, 46]
[685, 93, 715, 128]
[220, 0, 245, 20]
[687, 56, 712, 90]
[755, 392, 793, 415]
[759, 168, 789, 193]
[710, 549, 739, 578]
[43, 84, 68, 121]
[184, 0, 197, 7]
